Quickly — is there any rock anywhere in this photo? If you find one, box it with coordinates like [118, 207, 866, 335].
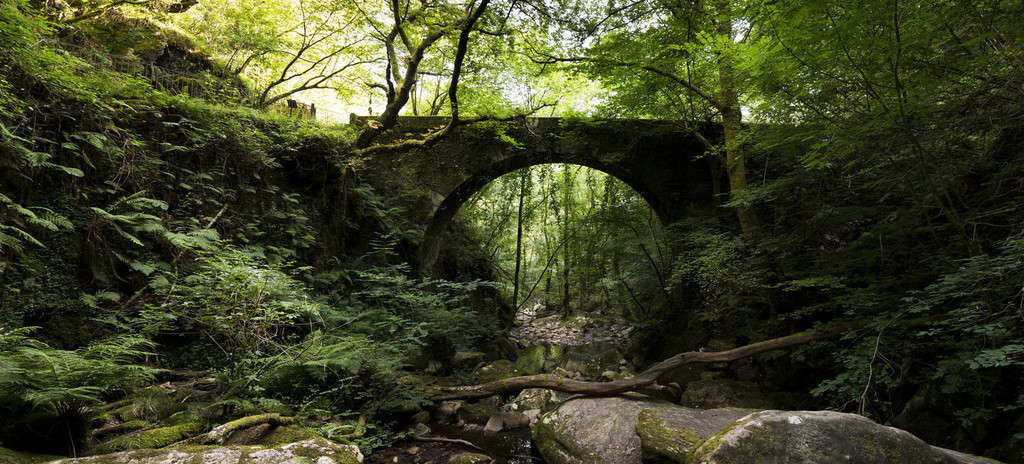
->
[435, 400, 463, 421]
[412, 410, 431, 425]
[522, 409, 541, 426]
[50, 438, 362, 464]
[552, 367, 574, 378]
[506, 388, 561, 413]
[533, 394, 666, 464]
[680, 373, 774, 409]
[635, 407, 751, 462]
[453, 351, 486, 371]
[691, 410, 994, 463]
[456, 396, 503, 426]
[563, 341, 625, 378]
[477, 335, 518, 362]
[448, 452, 493, 464]
[473, 360, 522, 383]
[410, 423, 431, 436]
[532, 396, 995, 464]
[502, 411, 531, 429]
[516, 345, 567, 374]
[484, 414, 503, 433]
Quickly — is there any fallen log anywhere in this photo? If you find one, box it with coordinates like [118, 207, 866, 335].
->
[434, 325, 857, 401]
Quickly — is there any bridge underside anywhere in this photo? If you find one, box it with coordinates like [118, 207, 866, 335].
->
[357, 116, 725, 271]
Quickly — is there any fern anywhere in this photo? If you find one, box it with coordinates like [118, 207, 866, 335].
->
[0, 328, 162, 415]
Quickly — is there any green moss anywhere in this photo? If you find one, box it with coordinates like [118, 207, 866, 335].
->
[449, 452, 493, 464]
[0, 446, 63, 464]
[89, 421, 206, 455]
[688, 415, 755, 464]
[635, 409, 701, 463]
[253, 426, 319, 447]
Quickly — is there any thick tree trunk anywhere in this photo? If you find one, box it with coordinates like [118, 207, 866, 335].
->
[715, 0, 760, 242]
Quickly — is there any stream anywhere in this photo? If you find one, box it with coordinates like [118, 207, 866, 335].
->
[365, 309, 632, 464]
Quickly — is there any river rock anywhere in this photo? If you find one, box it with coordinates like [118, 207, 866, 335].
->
[533, 395, 996, 464]
[473, 360, 523, 383]
[453, 351, 487, 371]
[635, 407, 753, 462]
[516, 345, 567, 374]
[49, 438, 362, 464]
[448, 452, 493, 464]
[563, 341, 625, 378]
[484, 413, 504, 433]
[680, 372, 774, 409]
[691, 410, 994, 463]
[506, 388, 561, 413]
[532, 394, 667, 464]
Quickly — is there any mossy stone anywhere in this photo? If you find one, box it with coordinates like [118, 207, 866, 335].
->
[449, 452, 493, 464]
[0, 446, 63, 464]
[89, 421, 206, 454]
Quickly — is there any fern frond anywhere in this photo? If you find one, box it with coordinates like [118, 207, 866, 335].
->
[0, 224, 43, 248]
[40, 161, 84, 177]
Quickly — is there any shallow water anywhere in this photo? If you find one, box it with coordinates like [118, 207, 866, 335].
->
[427, 421, 543, 463]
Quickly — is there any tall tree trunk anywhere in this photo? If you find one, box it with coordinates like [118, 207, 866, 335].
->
[511, 169, 528, 310]
[715, 0, 760, 242]
[560, 167, 573, 318]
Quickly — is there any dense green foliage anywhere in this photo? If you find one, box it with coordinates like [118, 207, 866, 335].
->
[1, 0, 1023, 461]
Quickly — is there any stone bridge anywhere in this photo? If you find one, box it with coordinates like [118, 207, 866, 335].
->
[354, 115, 725, 271]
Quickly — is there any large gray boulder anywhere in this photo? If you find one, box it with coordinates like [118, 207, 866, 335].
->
[635, 407, 752, 462]
[532, 395, 655, 464]
[533, 396, 999, 464]
[48, 438, 363, 464]
[533, 395, 744, 464]
[691, 410, 996, 464]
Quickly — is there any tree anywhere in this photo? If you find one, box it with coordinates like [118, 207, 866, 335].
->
[747, 0, 1024, 255]
[351, 0, 493, 150]
[524, 0, 762, 241]
[177, 0, 375, 109]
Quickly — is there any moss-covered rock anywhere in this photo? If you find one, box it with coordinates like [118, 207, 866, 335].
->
[0, 446, 62, 464]
[89, 421, 206, 455]
[532, 394, 663, 464]
[473, 360, 523, 384]
[505, 388, 561, 414]
[635, 407, 751, 463]
[50, 438, 362, 464]
[448, 452, 493, 464]
[690, 410, 997, 464]
[679, 372, 774, 409]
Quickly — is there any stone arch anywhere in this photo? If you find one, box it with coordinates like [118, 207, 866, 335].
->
[354, 116, 723, 272]
[416, 152, 673, 272]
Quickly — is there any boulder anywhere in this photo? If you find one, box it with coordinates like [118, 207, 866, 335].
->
[532, 394, 667, 464]
[516, 345, 567, 375]
[449, 452, 493, 464]
[473, 360, 523, 384]
[453, 351, 487, 371]
[51, 438, 362, 464]
[506, 388, 561, 414]
[635, 407, 752, 463]
[679, 372, 774, 409]
[563, 341, 625, 378]
[456, 396, 503, 426]
[533, 395, 997, 464]
[691, 410, 994, 463]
